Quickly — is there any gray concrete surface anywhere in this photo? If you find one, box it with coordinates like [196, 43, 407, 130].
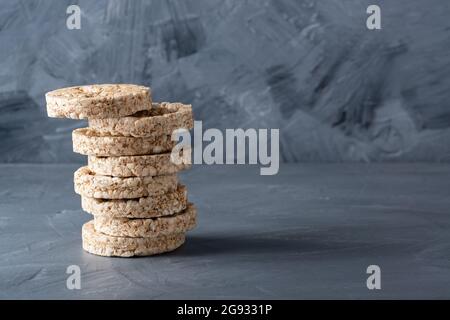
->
[1, 163, 450, 299]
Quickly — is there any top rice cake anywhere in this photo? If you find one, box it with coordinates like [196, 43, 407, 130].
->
[45, 84, 151, 119]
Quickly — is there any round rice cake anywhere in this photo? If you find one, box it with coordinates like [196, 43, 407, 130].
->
[81, 185, 188, 218]
[72, 127, 175, 156]
[88, 152, 190, 177]
[82, 221, 185, 257]
[93, 203, 197, 238]
[46, 84, 151, 119]
[89, 102, 193, 137]
[74, 166, 178, 199]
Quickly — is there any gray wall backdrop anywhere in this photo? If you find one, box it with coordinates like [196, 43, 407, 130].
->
[1, 0, 450, 163]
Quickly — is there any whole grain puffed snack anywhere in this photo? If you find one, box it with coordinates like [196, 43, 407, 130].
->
[72, 128, 175, 156]
[46, 84, 151, 119]
[74, 166, 178, 199]
[88, 152, 190, 177]
[82, 221, 185, 257]
[93, 203, 196, 238]
[81, 185, 188, 218]
[89, 102, 193, 137]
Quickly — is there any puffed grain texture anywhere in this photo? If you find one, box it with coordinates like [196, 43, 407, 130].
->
[81, 185, 188, 218]
[88, 102, 193, 137]
[88, 152, 190, 177]
[74, 166, 178, 199]
[46, 84, 151, 119]
[72, 127, 174, 156]
[82, 221, 185, 257]
[93, 203, 196, 238]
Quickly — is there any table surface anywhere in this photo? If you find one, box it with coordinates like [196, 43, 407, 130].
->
[1, 163, 450, 299]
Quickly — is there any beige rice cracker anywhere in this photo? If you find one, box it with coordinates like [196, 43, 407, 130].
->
[93, 203, 197, 238]
[46, 84, 151, 119]
[72, 127, 174, 156]
[74, 166, 178, 199]
[81, 185, 188, 218]
[82, 221, 185, 257]
[89, 102, 193, 137]
[88, 152, 190, 177]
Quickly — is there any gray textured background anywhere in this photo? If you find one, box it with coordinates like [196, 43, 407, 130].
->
[1, 0, 450, 163]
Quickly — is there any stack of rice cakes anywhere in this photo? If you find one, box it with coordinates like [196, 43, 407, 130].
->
[46, 84, 196, 257]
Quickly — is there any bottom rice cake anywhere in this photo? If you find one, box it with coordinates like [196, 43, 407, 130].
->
[82, 220, 185, 257]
